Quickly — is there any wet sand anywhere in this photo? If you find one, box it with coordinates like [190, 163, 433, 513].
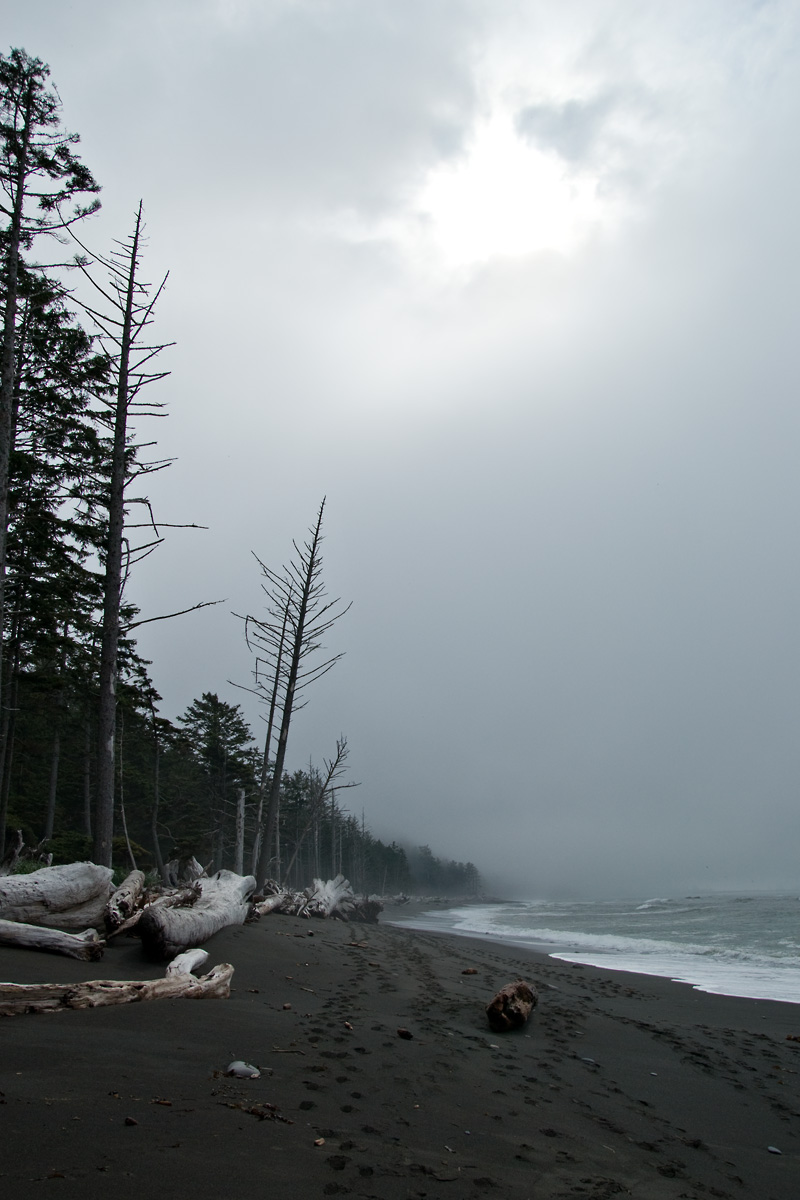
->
[1, 904, 799, 1198]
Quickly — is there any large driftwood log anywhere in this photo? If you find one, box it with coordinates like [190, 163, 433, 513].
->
[0, 862, 114, 929]
[104, 869, 146, 932]
[138, 870, 256, 960]
[0, 919, 104, 960]
[486, 980, 538, 1032]
[0, 961, 233, 1016]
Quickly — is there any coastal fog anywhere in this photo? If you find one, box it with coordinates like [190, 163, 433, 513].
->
[6, 1, 800, 898]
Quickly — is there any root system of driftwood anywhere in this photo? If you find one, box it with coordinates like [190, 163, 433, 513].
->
[254, 874, 383, 923]
[0, 955, 233, 1017]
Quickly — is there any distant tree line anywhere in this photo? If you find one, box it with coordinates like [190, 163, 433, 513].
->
[7, 685, 480, 896]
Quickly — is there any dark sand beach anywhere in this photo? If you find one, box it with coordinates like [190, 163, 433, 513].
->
[1, 904, 799, 1198]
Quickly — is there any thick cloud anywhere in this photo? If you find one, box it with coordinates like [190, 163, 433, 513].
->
[4, 0, 800, 897]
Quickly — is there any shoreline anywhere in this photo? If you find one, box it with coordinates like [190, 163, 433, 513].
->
[389, 897, 800, 1007]
[1, 911, 799, 1197]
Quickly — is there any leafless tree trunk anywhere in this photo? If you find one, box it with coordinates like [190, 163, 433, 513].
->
[234, 788, 245, 876]
[71, 202, 172, 865]
[241, 500, 350, 888]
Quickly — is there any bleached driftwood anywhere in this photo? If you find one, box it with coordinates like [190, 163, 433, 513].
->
[0, 918, 104, 960]
[0, 862, 114, 930]
[104, 869, 146, 932]
[106, 882, 202, 939]
[486, 980, 539, 1032]
[254, 875, 382, 923]
[0, 961, 233, 1017]
[138, 870, 256, 960]
[164, 855, 206, 886]
[166, 947, 209, 976]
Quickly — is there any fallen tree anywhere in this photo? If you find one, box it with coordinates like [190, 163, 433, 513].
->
[0, 956, 232, 1017]
[0, 919, 104, 960]
[138, 870, 257, 960]
[0, 862, 114, 930]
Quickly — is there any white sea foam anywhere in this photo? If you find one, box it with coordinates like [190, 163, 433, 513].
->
[391, 894, 800, 1004]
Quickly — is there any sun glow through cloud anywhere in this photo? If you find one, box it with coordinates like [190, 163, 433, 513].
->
[412, 111, 624, 269]
[327, 107, 630, 275]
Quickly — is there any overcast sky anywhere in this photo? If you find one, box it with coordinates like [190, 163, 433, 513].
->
[6, 1, 800, 897]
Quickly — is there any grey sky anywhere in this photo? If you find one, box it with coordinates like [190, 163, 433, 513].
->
[5, 0, 800, 896]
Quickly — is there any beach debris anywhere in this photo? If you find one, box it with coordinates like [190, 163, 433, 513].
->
[0, 918, 105, 961]
[767, 1146, 782, 1154]
[165, 855, 206, 885]
[397, 1027, 414, 1040]
[314, 1138, 326, 1146]
[462, 968, 478, 975]
[104, 870, 146, 933]
[254, 875, 383, 923]
[786, 1034, 800, 1042]
[222, 1100, 292, 1123]
[226, 1061, 261, 1078]
[165, 947, 210, 976]
[0, 960, 234, 1016]
[124, 1116, 138, 1126]
[486, 980, 538, 1032]
[138, 870, 256, 960]
[106, 881, 203, 940]
[0, 861, 113, 931]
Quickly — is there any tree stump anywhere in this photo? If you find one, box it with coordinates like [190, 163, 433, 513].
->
[486, 980, 538, 1032]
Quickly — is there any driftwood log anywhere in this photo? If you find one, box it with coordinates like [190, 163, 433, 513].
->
[106, 882, 202, 940]
[0, 959, 233, 1017]
[0, 862, 114, 930]
[486, 980, 538, 1032]
[104, 869, 146, 932]
[0, 918, 105, 960]
[138, 870, 256, 960]
[254, 875, 382, 923]
[166, 947, 209, 976]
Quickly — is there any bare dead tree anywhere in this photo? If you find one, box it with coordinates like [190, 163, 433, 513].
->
[237, 499, 351, 888]
[70, 203, 218, 866]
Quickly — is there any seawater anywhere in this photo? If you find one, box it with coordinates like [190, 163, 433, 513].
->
[391, 894, 800, 1004]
